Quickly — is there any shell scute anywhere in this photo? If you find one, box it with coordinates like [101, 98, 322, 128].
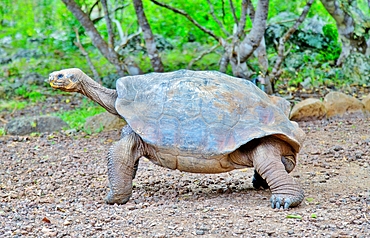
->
[115, 70, 304, 156]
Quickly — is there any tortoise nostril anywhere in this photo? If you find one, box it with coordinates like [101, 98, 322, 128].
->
[58, 74, 64, 79]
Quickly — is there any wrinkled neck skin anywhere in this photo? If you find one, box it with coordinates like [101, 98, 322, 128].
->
[77, 72, 119, 116]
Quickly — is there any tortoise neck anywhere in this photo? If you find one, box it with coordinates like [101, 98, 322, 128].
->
[78, 73, 119, 116]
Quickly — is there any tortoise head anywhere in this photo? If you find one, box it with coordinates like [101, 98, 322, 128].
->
[49, 68, 83, 92]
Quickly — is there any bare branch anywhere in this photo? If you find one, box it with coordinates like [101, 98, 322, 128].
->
[92, 4, 130, 24]
[101, 0, 115, 48]
[271, 0, 314, 80]
[238, 0, 269, 62]
[226, 0, 249, 75]
[0, 116, 8, 124]
[235, 0, 248, 38]
[207, 0, 230, 36]
[133, 0, 164, 72]
[113, 20, 142, 52]
[73, 28, 101, 84]
[88, 0, 100, 18]
[221, 0, 226, 22]
[112, 19, 125, 44]
[150, 0, 220, 41]
[245, 0, 255, 20]
[219, 53, 230, 73]
[187, 43, 221, 69]
[228, 0, 238, 24]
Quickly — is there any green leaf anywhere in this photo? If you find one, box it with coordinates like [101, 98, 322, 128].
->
[311, 213, 317, 218]
[286, 214, 302, 219]
[306, 197, 314, 203]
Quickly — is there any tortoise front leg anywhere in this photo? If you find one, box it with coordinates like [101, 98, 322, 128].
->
[252, 155, 295, 190]
[105, 127, 142, 204]
[253, 138, 304, 209]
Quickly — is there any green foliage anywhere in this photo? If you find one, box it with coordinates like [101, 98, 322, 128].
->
[0, 127, 5, 136]
[14, 85, 46, 102]
[340, 0, 370, 38]
[55, 98, 105, 131]
[0, 0, 78, 51]
[322, 24, 338, 42]
[0, 100, 28, 111]
[161, 48, 220, 71]
[342, 53, 370, 84]
[278, 49, 345, 89]
[0, 0, 366, 104]
[143, 0, 243, 45]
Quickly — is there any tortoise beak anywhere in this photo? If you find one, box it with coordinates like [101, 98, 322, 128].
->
[49, 73, 56, 87]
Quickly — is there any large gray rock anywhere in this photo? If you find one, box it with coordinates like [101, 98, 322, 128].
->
[5, 116, 68, 135]
[84, 112, 126, 133]
[290, 98, 327, 121]
[324, 92, 365, 118]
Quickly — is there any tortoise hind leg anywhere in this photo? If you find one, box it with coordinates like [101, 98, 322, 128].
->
[252, 138, 304, 209]
[252, 170, 269, 189]
[132, 159, 140, 179]
[105, 126, 143, 204]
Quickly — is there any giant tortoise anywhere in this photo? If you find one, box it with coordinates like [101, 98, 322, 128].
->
[49, 68, 305, 209]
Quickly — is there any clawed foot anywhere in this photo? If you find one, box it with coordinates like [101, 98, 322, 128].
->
[105, 191, 131, 205]
[270, 192, 304, 209]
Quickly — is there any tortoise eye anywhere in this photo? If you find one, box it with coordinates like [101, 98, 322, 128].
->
[58, 74, 64, 79]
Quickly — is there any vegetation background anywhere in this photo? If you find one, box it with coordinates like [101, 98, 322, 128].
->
[0, 0, 369, 133]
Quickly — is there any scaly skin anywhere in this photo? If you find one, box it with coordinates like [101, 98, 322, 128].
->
[251, 138, 304, 209]
[105, 126, 142, 204]
[49, 68, 119, 116]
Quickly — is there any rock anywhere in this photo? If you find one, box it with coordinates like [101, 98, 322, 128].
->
[290, 98, 326, 121]
[268, 95, 291, 117]
[5, 116, 68, 135]
[362, 94, 370, 112]
[323, 92, 365, 118]
[84, 112, 126, 133]
[21, 72, 46, 86]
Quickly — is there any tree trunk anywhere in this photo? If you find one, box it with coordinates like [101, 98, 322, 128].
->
[237, 0, 269, 62]
[245, 0, 272, 93]
[61, 0, 142, 76]
[320, 0, 369, 66]
[133, 0, 164, 72]
[229, 0, 269, 78]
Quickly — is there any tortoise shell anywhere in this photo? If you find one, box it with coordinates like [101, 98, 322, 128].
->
[115, 70, 304, 156]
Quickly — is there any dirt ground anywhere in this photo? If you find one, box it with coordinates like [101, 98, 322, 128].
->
[1, 98, 369, 237]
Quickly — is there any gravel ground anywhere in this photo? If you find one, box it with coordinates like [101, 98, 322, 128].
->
[1, 115, 369, 237]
